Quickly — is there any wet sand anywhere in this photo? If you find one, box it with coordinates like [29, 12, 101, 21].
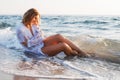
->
[0, 71, 38, 80]
[0, 71, 96, 80]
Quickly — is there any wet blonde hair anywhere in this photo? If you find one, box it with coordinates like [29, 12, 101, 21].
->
[22, 8, 40, 26]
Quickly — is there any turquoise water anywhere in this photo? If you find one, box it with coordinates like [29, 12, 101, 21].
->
[0, 15, 120, 80]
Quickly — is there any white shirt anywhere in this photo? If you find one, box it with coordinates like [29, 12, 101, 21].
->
[16, 23, 45, 55]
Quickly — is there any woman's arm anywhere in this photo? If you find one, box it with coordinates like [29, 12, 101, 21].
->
[17, 30, 29, 47]
[21, 33, 43, 48]
[21, 36, 28, 47]
[21, 42, 27, 47]
[17, 26, 43, 48]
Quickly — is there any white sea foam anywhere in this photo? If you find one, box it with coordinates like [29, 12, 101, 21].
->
[0, 15, 120, 80]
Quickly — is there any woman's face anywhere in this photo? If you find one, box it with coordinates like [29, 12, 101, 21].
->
[30, 15, 40, 26]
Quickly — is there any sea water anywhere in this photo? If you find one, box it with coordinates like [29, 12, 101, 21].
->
[0, 15, 120, 80]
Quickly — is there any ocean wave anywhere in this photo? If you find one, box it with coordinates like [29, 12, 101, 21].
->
[82, 20, 108, 25]
[68, 35, 120, 63]
[0, 15, 120, 80]
[0, 15, 21, 28]
[0, 27, 120, 63]
[41, 16, 60, 21]
[0, 26, 120, 62]
[90, 27, 109, 30]
[0, 45, 119, 80]
[0, 22, 12, 28]
[63, 21, 81, 24]
[0, 27, 22, 49]
[62, 20, 108, 25]
[114, 24, 120, 28]
[0, 29, 120, 79]
[111, 17, 120, 21]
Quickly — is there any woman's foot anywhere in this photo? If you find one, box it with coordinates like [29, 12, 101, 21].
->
[69, 50, 93, 57]
[77, 51, 91, 57]
[78, 51, 96, 57]
[71, 50, 79, 56]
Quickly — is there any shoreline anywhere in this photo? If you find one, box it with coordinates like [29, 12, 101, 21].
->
[0, 71, 38, 80]
[0, 71, 96, 80]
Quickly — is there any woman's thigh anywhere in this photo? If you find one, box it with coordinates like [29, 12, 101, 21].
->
[43, 34, 62, 46]
[41, 43, 64, 56]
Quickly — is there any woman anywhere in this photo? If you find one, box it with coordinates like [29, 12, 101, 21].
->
[16, 8, 87, 57]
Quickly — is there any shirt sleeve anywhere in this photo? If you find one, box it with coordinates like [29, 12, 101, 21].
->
[36, 26, 45, 39]
[16, 29, 26, 43]
[16, 25, 44, 48]
[27, 33, 43, 47]
[26, 26, 44, 47]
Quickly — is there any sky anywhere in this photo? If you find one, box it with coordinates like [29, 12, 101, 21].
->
[1, 0, 120, 15]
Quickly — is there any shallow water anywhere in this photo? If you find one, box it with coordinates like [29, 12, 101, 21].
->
[0, 45, 120, 80]
[0, 15, 120, 80]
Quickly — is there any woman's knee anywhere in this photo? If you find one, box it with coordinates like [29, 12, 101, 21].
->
[61, 42, 70, 50]
[55, 34, 65, 41]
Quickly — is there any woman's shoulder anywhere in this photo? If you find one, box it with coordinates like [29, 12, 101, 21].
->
[16, 23, 26, 31]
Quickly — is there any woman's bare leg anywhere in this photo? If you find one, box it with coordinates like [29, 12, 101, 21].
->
[42, 42, 77, 56]
[43, 34, 86, 56]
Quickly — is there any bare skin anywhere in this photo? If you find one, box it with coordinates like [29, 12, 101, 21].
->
[21, 34, 86, 57]
[41, 34, 86, 56]
[21, 10, 87, 57]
